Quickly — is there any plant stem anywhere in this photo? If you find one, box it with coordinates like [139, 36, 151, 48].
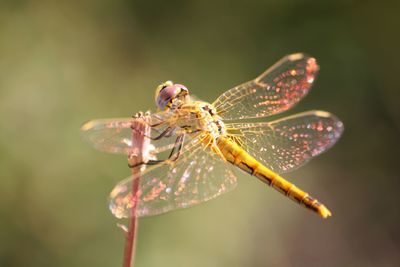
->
[122, 178, 139, 267]
[123, 113, 151, 267]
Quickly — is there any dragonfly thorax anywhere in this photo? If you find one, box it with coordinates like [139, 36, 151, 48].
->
[175, 101, 226, 138]
[155, 82, 226, 137]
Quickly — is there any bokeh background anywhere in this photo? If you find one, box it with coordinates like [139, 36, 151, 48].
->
[1, 0, 399, 266]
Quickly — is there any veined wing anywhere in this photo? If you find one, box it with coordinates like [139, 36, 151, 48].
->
[109, 133, 237, 218]
[225, 110, 344, 173]
[213, 53, 319, 120]
[81, 112, 179, 155]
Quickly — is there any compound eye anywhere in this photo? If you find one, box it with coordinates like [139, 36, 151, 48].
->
[156, 85, 179, 110]
[155, 81, 190, 110]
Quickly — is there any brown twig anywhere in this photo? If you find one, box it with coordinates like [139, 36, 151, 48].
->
[123, 112, 151, 267]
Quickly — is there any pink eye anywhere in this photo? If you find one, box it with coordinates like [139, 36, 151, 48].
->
[156, 85, 178, 109]
[155, 83, 189, 110]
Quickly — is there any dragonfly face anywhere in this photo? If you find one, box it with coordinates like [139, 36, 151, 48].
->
[155, 81, 189, 111]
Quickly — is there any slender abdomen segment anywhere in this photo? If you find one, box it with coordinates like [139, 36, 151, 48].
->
[216, 136, 332, 218]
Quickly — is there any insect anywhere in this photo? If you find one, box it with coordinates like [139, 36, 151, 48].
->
[81, 53, 343, 219]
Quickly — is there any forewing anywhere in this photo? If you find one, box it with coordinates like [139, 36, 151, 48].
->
[81, 112, 178, 155]
[225, 111, 344, 173]
[109, 134, 238, 218]
[213, 53, 319, 120]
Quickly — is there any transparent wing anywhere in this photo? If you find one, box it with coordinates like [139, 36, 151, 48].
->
[225, 110, 344, 173]
[109, 134, 238, 218]
[213, 53, 319, 120]
[81, 112, 179, 155]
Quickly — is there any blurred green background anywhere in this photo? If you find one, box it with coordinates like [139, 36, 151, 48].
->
[1, 0, 399, 266]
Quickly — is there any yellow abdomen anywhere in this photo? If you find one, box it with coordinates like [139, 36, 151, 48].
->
[216, 136, 332, 218]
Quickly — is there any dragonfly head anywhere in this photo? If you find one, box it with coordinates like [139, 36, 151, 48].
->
[155, 81, 189, 110]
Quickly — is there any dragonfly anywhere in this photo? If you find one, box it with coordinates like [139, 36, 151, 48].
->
[81, 53, 343, 219]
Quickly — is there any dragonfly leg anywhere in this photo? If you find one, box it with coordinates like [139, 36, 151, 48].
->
[128, 159, 162, 168]
[131, 121, 174, 140]
[130, 113, 168, 134]
[139, 113, 168, 128]
[165, 130, 202, 162]
[148, 121, 166, 128]
[128, 134, 185, 168]
[167, 134, 185, 162]
[148, 127, 175, 140]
